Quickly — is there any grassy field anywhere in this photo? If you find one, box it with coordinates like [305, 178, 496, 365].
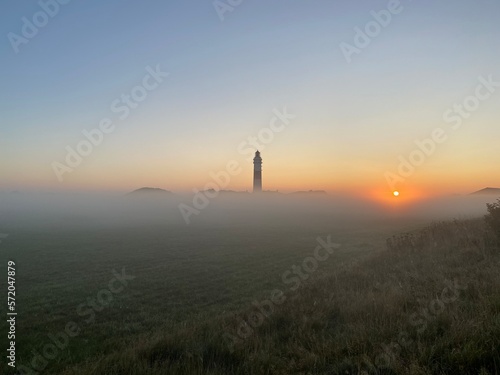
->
[1, 203, 499, 374]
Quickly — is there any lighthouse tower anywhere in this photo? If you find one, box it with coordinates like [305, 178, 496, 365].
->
[253, 151, 262, 193]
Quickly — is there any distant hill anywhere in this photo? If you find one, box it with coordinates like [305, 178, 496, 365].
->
[470, 187, 500, 196]
[127, 187, 173, 197]
[198, 190, 328, 196]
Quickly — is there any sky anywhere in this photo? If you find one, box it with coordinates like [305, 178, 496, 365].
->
[1, 0, 500, 202]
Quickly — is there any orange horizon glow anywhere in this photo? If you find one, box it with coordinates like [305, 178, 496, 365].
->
[2, 152, 499, 205]
[39, 175, 495, 200]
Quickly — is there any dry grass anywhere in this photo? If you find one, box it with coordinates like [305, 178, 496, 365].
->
[58, 218, 500, 375]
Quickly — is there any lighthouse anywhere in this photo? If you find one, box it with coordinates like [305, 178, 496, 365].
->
[253, 151, 262, 193]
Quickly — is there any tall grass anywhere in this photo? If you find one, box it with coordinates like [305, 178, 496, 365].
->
[60, 215, 500, 375]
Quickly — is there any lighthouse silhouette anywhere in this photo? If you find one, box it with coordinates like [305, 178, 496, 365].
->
[253, 151, 262, 193]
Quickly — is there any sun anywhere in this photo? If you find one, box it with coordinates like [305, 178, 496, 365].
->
[393, 191, 400, 197]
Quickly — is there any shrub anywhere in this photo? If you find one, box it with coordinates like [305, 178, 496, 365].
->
[485, 199, 500, 241]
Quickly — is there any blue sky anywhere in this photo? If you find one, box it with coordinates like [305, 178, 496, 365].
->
[1, 0, 500, 196]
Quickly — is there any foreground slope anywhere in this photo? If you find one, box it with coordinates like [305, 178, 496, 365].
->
[60, 218, 500, 375]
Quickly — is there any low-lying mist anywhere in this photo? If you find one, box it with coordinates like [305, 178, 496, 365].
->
[1, 191, 497, 232]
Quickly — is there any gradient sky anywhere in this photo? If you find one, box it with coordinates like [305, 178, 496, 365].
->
[1, 0, 500, 200]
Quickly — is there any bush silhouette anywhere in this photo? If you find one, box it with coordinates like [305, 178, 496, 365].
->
[485, 199, 500, 241]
